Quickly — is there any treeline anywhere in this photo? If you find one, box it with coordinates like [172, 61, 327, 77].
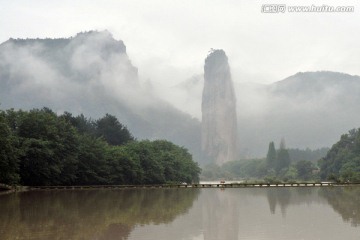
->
[0, 108, 200, 186]
[288, 147, 329, 163]
[319, 128, 360, 182]
[201, 139, 319, 182]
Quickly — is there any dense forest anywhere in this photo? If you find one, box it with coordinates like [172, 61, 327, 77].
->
[201, 140, 324, 182]
[319, 128, 360, 182]
[202, 130, 360, 183]
[0, 108, 201, 186]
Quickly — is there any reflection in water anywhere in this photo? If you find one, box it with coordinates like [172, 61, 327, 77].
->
[1, 187, 360, 240]
[202, 189, 239, 240]
[265, 186, 360, 226]
[266, 187, 320, 216]
[319, 187, 360, 227]
[0, 189, 199, 240]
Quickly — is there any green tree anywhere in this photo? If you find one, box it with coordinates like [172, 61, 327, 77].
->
[151, 140, 201, 183]
[76, 134, 109, 185]
[105, 146, 142, 184]
[0, 112, 20, 184]
[295, 160, 314, 180]
[123, 141, 165, 184]
[61, 112, 96, 135]
[276, 139, 291, 173]
[319, 129, 360, 182]
[266, 141, 277, 170]
[95, 114, 134, 146]
[18, 108, 79, 185]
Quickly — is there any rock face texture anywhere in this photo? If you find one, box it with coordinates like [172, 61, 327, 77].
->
[201, 49, 237, 165]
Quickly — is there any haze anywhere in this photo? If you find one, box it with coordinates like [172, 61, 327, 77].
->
[1, 0, 360, 159]
[1, 0, 360, 86]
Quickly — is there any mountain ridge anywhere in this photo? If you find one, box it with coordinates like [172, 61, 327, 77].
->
[0, 30, 202, 161]
[1, 31, 360, 160]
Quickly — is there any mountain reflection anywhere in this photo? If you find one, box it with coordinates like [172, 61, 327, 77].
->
[1, 187, 360, 240]
[0, 189, 200, 240]
[202, 189, 239, 240]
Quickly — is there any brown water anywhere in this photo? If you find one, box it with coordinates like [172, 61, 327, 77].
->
[0, 187, 359, 240]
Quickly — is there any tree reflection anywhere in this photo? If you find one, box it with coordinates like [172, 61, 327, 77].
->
[266, 187, 324, 216]
[265, 186, 360, 228]
[0, 188, 199, 240]
[266, 188, 291, 216]
[319, 187, 360, 227]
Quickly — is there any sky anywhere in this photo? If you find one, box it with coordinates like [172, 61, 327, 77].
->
[1, 0, 360, 86]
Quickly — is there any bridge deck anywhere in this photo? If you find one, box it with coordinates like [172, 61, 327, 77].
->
[26, 182, 360, 190]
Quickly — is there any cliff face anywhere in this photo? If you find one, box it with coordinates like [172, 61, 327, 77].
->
[0, 31, 202, 161]
[201, 49, 237, 165]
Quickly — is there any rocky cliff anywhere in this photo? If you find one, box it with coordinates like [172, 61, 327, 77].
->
[201, 49, 237, 164]
[0, 31, 201, 161]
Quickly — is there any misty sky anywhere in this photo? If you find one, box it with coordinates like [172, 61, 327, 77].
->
[1, 0, 360, 86]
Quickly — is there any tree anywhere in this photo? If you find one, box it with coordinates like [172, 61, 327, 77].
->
[76, 134, 109, 185]
[18, 108, 79, 185]
[95, 114, 134, 146]
[105, 146, 142, 184]
[61, 112, 96, 135]
[0, 107, 201, 186]
[0, 112, 20, 184]
[266, 141, 277, 170]
[276, 139, 291, 173]
[123, 140, 165, 184]
[295, 160, 314, 180]
[319, 129, 360, 182]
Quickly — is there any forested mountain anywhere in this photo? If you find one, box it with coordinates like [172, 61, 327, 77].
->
[2, 30, 360, 161]
[0, 31, 201, 161]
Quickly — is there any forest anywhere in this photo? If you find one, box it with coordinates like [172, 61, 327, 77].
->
[0, 107, 201, 186]
[202, 129, 360, 183]
[318, 128, 360, 182]
[201, 140, 327, 182]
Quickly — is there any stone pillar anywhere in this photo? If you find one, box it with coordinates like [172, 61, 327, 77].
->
[201, 49, 237, 165]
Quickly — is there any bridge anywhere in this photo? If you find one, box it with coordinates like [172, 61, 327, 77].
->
[26, 182, 360, 190]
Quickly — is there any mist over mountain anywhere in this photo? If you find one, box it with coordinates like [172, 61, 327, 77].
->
[0, 31, 201, 160]
[1, 30, 360, 162]
[168, 71, 360, 158]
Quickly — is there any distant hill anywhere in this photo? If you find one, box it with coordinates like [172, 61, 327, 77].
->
[1, 30, 359, 160]
[272, 71, 360, 97]
[170, 71, 360, 158]
[0, 31, 201, 161]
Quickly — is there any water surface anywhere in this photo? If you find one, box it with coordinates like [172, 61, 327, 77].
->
[0, 187, 359, 240]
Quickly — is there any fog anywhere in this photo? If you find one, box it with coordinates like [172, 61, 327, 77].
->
[2, 0, 360, 85]
[1, 1, 360, 160]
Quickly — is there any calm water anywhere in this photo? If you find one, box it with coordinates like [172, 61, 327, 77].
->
[0, 187, 360, 240]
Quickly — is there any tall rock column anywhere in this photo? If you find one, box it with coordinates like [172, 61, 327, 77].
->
[201, 49, 237, 165]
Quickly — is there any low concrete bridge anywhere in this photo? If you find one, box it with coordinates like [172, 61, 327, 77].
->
[26, 182, 360, 190]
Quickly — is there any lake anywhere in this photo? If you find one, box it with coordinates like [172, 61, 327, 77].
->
[0, 187, 359, 239]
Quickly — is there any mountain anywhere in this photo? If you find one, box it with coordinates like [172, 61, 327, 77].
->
[2, 31, 359, 161]
[170, 71, 360, 158]
[0, 31, 201, 161]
